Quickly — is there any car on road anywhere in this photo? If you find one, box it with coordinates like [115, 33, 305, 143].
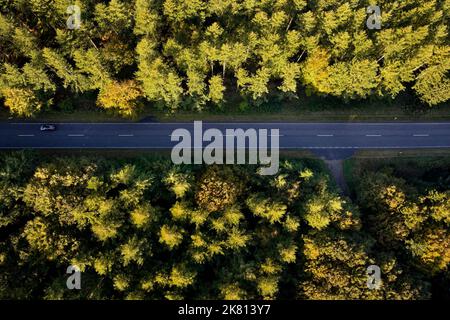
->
[40, 124, 56, 131]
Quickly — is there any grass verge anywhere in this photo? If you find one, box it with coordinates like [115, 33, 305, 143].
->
[344, 149, 450, 197]
[1, 92, 449, 123]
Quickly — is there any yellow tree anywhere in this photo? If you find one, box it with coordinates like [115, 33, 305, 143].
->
[97, 80, 142, 117]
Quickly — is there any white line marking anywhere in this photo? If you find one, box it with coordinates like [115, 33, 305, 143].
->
[317, 134, 334, 137]
[413, 134, 429, 137]
[366, 134, 382, 137]
[17, 134, 34, 137]
[170, 134, 284, 137]
[118, 134, 134, 137]
[223, 134, 285, 137]
[289, 146, 450, 149]
[68, 134, 85, 137]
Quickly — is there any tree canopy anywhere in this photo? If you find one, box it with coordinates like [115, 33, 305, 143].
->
[1, 0, 448, 117]
[1, 152, 449, 299]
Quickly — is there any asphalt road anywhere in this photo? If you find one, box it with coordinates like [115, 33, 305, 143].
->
[1, 122, 449, 159]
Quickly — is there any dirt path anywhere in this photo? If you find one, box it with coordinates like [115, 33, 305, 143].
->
[324, 160, 349, 196]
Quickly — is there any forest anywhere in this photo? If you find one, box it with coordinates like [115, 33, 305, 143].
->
[0, 151, 449, 299]
[0, 0, 449, 117]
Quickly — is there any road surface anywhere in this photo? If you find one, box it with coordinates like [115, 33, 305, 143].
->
[1, 122, 449, 159]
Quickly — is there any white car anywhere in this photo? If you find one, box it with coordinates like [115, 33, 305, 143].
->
[40, 124, 56, 131]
